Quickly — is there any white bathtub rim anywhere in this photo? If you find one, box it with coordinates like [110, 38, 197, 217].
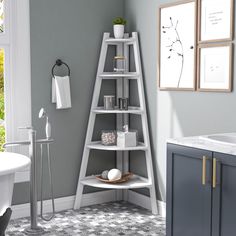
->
[0, 152, 30, 177]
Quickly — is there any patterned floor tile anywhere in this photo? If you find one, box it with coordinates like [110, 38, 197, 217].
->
[7, 201, 165, 236]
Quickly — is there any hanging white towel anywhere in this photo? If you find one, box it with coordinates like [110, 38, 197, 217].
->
[52, 76, 72, 109]
[52, 77, 56, 103]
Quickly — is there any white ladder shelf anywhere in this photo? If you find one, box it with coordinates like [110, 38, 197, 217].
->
[74, 32, 158, 214]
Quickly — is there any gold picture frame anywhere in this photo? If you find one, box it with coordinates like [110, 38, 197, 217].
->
[197, 43, 233, 92]
[158, 0, 197, 91]
[198, 0, 234, 43]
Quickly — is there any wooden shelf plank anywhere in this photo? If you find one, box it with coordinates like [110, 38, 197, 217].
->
[99, 72, 139, 79]
[105, 37, 135, 44]
[92, 106, 144, 114]
[87, 141, 147, 151]
[81, 175, 151, 189]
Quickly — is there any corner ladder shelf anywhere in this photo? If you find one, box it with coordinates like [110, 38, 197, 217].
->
[73, 32, 158, 214]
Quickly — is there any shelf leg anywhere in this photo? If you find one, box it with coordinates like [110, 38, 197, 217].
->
[133, 32, 158, 215]
[74, 183, 84, 209]
[74, 33, 109, 209]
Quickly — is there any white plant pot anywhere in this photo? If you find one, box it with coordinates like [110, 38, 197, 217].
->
[113, 25, 124, 39]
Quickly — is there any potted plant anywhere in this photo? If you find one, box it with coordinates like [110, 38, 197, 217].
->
[113, 17, 127, 39]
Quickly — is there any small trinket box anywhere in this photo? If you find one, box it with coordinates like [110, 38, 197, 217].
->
[117, 125, 137, 148]
[101, 130, 117, 146]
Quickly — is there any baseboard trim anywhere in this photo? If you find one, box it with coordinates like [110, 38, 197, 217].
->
[11, 189, 166, 219]
[11, 190, 116, 219]
[127, 190, 166, 218]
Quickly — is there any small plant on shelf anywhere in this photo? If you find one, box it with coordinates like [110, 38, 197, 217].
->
[113, 17, 127, 39]
[113, 17, 127, 25]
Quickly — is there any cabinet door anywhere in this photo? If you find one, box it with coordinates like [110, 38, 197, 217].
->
[212, 152, 236, 236]
[166, 144, 212, 236]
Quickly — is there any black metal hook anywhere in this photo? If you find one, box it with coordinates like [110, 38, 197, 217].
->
[52, 59, 70, 77]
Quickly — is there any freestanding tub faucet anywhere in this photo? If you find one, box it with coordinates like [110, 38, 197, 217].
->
[38, 108, 55, 221]
[38, 108, 51, 140]
[3, 127, 54, 235]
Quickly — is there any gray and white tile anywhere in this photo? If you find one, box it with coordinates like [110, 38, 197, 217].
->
[7, 201, 165, 236]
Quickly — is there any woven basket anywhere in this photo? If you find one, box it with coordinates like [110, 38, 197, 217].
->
[96, 172, 133, 184]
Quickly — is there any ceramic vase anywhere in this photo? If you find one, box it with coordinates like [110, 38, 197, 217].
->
[113, 25, 124, 39]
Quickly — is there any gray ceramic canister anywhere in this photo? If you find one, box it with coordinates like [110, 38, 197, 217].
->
[104, 95, 115, 110]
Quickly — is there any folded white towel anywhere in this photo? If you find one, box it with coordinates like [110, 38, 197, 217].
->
[52, 76, 72, 109]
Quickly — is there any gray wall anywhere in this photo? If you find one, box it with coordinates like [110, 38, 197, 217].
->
[12, 0, 236, 205]
[125, 0, 236, 201]
[12, 0, 124, 204]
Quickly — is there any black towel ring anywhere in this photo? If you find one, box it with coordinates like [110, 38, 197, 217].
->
[52, 59, 71, 77]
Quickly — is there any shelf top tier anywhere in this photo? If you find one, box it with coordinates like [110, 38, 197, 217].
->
[87, 141, 147, 151]
[105, 37, 135, 45]
[81, 175, 151, 189]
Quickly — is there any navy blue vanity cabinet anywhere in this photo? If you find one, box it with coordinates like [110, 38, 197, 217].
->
[212, 152, 236, 236]
[166, 144, 213, 236]
[167, 144, 236, 236]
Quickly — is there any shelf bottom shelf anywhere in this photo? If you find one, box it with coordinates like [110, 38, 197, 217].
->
[81, 175, 151, 189]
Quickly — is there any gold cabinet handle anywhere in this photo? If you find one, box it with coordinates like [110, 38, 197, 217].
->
[202, 156, 207, 185]
[213, 158, 217, 189]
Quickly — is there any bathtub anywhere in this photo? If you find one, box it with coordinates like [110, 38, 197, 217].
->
[0, 152, 30, 216]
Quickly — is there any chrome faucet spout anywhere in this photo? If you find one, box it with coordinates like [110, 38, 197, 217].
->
[3, 141, 31, 148]
[3, 139, 54, 149]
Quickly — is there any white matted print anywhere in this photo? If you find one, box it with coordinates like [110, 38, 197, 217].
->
[198, 43, 232, 92]
[199, 0, 233, 43]
[158, 1, 196, 90]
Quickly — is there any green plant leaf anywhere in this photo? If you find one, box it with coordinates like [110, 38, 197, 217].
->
[113, 17, 127, 25]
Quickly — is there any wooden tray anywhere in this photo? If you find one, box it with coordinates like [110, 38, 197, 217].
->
[96, 172, 133, 184]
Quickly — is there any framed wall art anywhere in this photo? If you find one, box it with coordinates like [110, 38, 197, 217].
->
[158, 0, 197, 90]
[198, 0, 234, 43]
[197, 43, 233, 92]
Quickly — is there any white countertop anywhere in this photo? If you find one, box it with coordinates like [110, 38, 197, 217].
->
[167, 134, 236, 156]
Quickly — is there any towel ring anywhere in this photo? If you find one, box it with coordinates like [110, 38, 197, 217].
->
[52, 59, 71, 77]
